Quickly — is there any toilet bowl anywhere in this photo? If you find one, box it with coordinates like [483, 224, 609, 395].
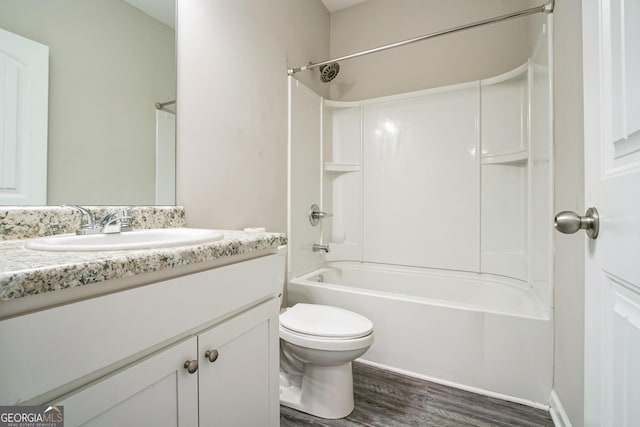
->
[279, 303, 374, 419]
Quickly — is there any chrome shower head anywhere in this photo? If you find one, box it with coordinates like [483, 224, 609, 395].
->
[319, 62, 340, 83]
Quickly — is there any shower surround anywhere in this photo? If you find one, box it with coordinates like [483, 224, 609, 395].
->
[287, 16, 553, 407]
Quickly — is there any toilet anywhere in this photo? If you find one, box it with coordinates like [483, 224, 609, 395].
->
[279, 303, 374, 419]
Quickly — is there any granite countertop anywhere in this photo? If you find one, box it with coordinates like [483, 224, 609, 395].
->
[0, 230, 287, 302]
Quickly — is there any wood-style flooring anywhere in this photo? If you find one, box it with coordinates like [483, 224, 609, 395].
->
[280, 362, 555, 427]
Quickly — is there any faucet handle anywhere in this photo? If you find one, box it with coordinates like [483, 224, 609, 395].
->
[120, 207, 133, 232]
[66, 205, 99, 235]
[100, 207, 134, 233]
[309, 204, 333, 227]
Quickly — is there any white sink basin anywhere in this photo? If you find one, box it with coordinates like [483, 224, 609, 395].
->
[26, 228, 224, 252]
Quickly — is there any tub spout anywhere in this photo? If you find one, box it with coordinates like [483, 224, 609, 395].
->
[313, 244, 330, 253]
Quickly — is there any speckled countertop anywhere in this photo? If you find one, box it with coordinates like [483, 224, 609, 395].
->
[0, 206, 287, 302]
[0, 230, 286, 301]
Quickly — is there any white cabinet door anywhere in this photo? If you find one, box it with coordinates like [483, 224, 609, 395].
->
[198, 298, 280, 427]
[56, 338, 198, 427]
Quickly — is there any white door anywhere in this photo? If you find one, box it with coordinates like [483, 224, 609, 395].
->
[0, 28, 48, 205]
[582, 1, 640, 425]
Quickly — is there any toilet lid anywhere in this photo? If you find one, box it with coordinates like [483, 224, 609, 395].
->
[280, 303, 373, 339]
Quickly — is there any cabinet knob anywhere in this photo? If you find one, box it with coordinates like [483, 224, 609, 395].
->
[184, 359, 198, 374]
[205, 349, 219, 363]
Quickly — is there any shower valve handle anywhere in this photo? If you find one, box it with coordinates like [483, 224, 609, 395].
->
[309, 204, 333, 227]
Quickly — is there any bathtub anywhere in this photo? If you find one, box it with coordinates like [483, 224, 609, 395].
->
[287, 261, 552, 407]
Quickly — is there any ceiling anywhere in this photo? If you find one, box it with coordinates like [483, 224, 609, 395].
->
[321, 0, 370, 12]
[124, 0, 175, 28]
[124, 0, 365, 25]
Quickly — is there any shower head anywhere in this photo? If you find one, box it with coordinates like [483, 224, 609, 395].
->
[319, 62, 340, 83]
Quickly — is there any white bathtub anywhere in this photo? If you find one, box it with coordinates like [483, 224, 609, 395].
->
[288, 261, 552, 407]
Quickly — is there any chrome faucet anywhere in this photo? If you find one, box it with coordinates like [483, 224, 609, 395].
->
[67, 206, 134, 234]
[100, 208, 133, 234]
[313, 244, 330, 253]
[68, 206, 99, 235]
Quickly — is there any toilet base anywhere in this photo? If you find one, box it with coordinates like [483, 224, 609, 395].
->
[280, 362, 355, 419]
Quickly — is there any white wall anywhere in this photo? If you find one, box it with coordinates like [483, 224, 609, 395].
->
[328, 0, 535, 101]
[176, 0, 329, 232]
[552, 0, 585, 425]
[0, 0, 176, 205]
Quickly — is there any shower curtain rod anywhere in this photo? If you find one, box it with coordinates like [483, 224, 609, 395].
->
[155, 100, 176, 110]
[287, 0, 554, 76]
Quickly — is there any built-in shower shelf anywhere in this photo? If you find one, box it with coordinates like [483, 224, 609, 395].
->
[480, 150, 528, 166]
[324, 162, 361, 173]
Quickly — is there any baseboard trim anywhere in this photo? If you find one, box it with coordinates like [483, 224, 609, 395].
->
[549, 390, 572, 427]
[356, 358, 550, 411]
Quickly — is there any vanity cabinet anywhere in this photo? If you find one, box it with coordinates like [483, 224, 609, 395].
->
[0, 252, 284, 427]
[57, 298, 279, 427]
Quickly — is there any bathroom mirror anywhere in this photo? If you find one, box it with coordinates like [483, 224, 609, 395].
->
[0, 0, 176, 206]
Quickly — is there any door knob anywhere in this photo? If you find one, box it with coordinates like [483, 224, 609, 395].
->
[554, 207, 599, 239]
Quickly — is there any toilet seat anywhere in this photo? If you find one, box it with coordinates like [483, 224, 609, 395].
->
[279, 304, 374, 351]
[280, 325, 374, 351]
[280, 303, 373, 338]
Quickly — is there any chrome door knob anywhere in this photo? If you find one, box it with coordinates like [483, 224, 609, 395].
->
[554, 207, 599, 239]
